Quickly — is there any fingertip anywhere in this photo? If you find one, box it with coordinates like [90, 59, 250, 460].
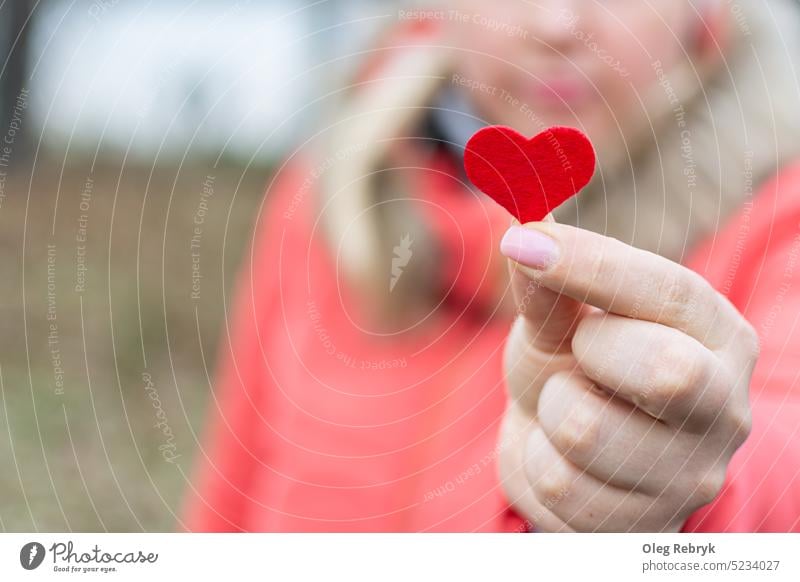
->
[516, 213, 556, 227]
[500, 225, 560, 270]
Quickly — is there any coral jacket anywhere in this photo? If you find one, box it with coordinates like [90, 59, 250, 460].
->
[181, 140, 800, 531]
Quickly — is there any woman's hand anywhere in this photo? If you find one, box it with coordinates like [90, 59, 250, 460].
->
[497, 217, 760, 532]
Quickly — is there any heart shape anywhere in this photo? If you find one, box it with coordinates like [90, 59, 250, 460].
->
[464, 125, 596, 223]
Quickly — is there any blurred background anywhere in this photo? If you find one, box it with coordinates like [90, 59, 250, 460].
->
[0, 0, 395, 531]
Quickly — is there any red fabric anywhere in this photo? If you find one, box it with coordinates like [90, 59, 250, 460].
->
[464, 125, 596, 223]
[680, 163, 800, 532]
[181, 149, 800, 532]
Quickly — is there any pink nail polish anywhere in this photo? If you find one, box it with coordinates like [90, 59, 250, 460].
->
[500, 226, 559, 269]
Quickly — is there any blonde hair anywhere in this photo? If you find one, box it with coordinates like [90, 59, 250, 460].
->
[555, 0, 800, 262]
[317, 0, 800, 319]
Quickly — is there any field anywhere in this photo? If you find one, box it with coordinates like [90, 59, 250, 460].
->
[0, 151, 269, 531]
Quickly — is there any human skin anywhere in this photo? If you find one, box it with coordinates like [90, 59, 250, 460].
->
[450, 0, 701, 144]
[497, 216, 757, 531]
[443, 1, 757, 530]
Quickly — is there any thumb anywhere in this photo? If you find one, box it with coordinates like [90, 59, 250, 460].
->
[504, 213, 588, 353]
[502, 213, 591, 414]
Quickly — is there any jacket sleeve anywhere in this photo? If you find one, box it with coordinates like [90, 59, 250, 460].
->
[683, 179, 800, 532]
[180, 194, 278, 532]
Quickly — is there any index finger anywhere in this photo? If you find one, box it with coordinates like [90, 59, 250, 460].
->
[500, 222, 743, 353]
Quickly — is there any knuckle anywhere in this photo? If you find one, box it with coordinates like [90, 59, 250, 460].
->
[534, 467, 572, 508]
[726, 405, 753, 447]
[738, 320, 761, 362]
[550, 400, 601, 458]
[586, 241, 616, 290]
[655, 271, 696, 327]
[571, 314, 610, 368]
[690, 469, 727, 506]
[570, 312, 597, 354]
[644, 342, 702, 411]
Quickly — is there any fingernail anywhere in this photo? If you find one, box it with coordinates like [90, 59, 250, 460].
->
[500, 226, 559, 270]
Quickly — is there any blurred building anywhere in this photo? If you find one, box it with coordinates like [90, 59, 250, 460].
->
[20, 0, 396, 163]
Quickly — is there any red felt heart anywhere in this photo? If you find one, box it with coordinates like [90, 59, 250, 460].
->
[464, 125, 596, 223]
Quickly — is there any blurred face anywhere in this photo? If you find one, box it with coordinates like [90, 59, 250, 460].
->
[447, 0, 707, 147]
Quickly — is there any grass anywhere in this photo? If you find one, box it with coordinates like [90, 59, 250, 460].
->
[0, 149, 270, 531]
